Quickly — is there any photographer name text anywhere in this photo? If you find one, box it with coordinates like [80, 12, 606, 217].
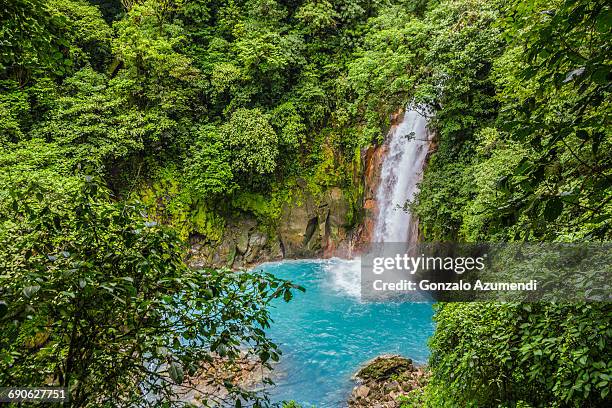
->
[372, 279, 539, 292]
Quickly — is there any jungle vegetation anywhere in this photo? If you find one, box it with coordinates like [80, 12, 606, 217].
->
[0, 0, 610, 407]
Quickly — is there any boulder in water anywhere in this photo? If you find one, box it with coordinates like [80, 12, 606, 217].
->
[348, 355, 428, 408]
[355, 355, 413, 381]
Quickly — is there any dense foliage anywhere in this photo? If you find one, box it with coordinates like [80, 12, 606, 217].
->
[0, 1, 409, 406]
[1, 0, 424, 243]
[404, 0, 612, 407]
[0, 175, 301, 406]
[1, 0, 610, 406]
[426, 302, 610, 407]
[413, 0, 611, 243]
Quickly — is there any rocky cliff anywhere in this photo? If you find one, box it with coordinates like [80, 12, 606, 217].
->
[187, 183, 358, 269]
[187, 112, 409, 270]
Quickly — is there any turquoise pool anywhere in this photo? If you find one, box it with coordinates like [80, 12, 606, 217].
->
[256, 259, 435, 407]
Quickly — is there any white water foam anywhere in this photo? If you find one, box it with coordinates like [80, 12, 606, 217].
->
[323, 258, 362, 299]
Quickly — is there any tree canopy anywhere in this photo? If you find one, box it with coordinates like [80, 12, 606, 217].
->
[0, 0, 610, 406]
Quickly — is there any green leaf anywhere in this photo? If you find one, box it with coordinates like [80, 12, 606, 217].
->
[23, 285, 41, 298]
[169, 362, 184, 383]
[514, 158, 531, 176]
[591, 68, 610, 85]
[544, 198, 563, 221]
[595, 9, 612, 33]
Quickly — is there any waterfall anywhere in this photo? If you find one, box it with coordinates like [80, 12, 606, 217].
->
[372, 107, 431, 244]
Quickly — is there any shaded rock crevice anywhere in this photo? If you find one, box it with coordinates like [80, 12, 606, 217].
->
[302, 216, 319, 246]
[187, 185, 356, 269]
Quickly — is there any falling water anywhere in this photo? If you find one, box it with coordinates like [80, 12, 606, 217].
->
[373, 107, 431, 244]
[260, 110, 434, 407]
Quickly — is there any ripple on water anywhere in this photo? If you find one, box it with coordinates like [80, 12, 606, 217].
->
[254, 259, 435, 407]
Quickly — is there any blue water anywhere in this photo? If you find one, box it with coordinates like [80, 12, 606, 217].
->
[256, 258, 435, 407]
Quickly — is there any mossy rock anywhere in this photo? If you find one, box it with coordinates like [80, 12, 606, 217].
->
[355, 355, 414, 381]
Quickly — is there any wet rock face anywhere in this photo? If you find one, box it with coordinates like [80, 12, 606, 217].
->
[277, 184, 321, 258]
[355, 143, 386, 247]
[278, 184, 353, 259]
[187, 216, 283, 270]
[348, 355, 428, 408]
[187, 184, 354, 269]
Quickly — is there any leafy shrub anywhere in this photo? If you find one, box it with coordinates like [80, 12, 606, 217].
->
[222, 108, 279, 176]
[185, 125, 236, 198]
[0, 175, 302, 407]
[427, 302, 612, 407]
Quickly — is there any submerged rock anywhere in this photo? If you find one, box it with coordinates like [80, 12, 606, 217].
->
[348, 355, 428, 408]
[174, 352, 275, 406]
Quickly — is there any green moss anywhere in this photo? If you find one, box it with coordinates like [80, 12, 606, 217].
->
[136, 143, 363, 243]
[310, 145, 342, 193]
[344, 146, 365, 227]
[231, 189, 293, 225]
[137, 165, 226, 242]
[191, 203, 225, 243]
[138, 165, 193, 240]
[357, 356, 414, 381]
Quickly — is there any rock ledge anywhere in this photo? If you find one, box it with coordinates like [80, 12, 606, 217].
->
[348, 355, 427, 408]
